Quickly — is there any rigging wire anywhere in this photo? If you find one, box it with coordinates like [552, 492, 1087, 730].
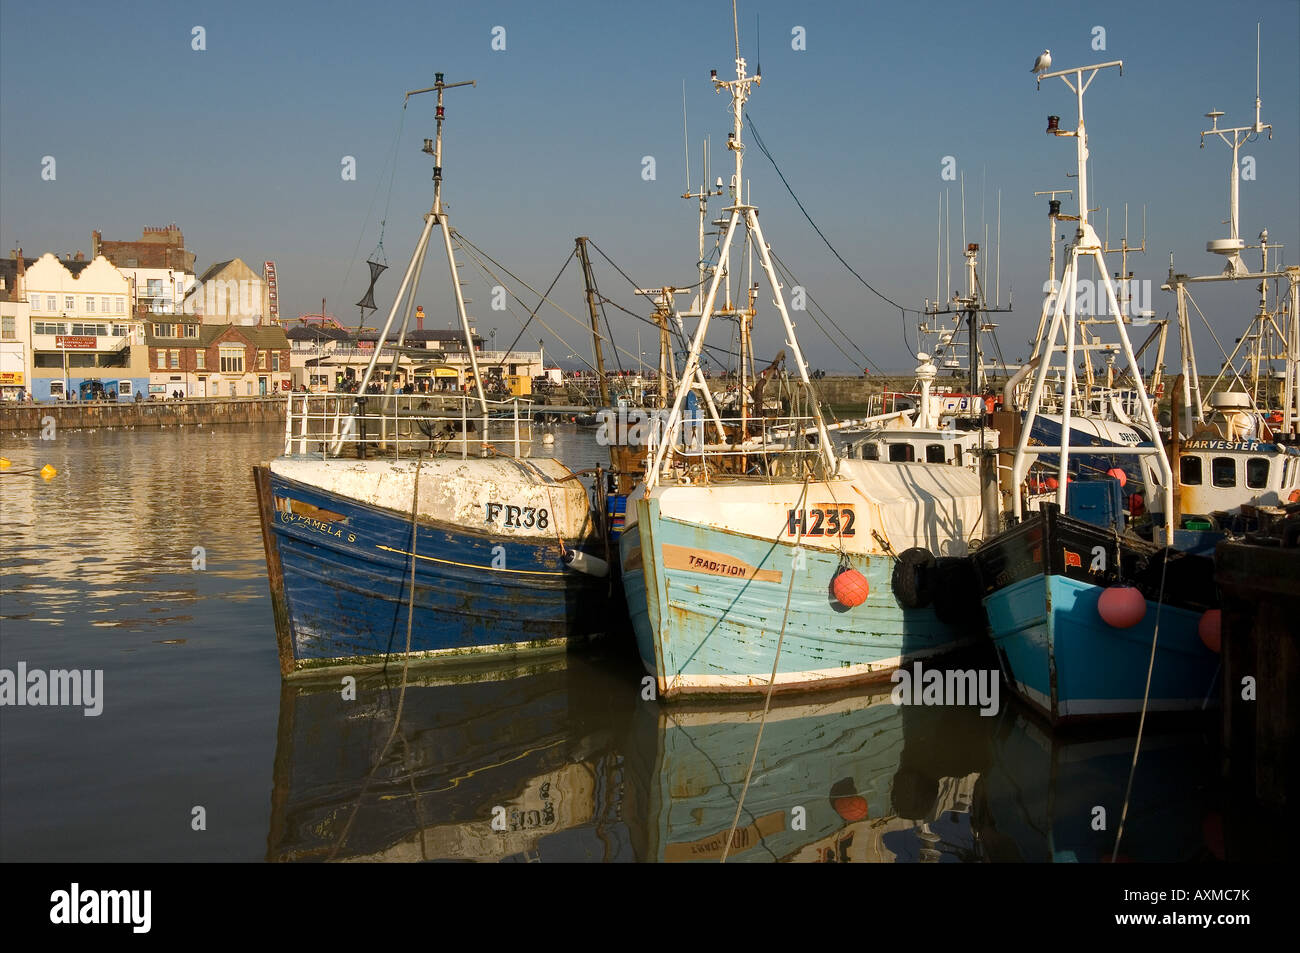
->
[745, 112, 925, 344]
[340, 100, 409, 331]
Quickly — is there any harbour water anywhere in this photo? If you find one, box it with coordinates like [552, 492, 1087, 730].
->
[1, 424, 1231, 861]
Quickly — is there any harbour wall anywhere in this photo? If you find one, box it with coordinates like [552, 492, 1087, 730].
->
[0, 396, 288, 433]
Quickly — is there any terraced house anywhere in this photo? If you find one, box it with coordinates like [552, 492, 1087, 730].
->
[146, 318, 290, 397]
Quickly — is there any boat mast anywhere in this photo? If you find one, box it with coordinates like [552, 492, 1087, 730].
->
[575, 238, 610, 406]
[646, 1, 836, 486]
[1011, 58, 1175, 543]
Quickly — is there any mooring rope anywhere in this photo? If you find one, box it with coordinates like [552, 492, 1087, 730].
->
[1110, 544, 1170, 861]
[720, 473, 811, 863]
[327, 458, 423, 860]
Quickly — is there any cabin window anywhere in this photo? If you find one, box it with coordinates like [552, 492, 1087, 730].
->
[1246, 457, 1269, 489]
[926, 444, 946, 463]
[889, 443, 914, 462]
[861, 444, 879, 461]
[1211, 457, 1236, 488]
[1180, 455, 1202, 486]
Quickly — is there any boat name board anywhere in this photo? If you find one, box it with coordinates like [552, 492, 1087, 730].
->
[276, 507, 358, 543]
[662, 544, 783, 584]
[1182, 438, 1283, 453]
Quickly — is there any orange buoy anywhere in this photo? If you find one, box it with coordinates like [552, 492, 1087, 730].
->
[1097, 585, 1146, 628]
[832, 567, 870, 608]
[1106, 467, 1127, 487]
[832, 795, 869, 822]
[1289, 489, 1300, 505]
[1045, 476, 1060, 490]
[1198, 609, 1222, 653]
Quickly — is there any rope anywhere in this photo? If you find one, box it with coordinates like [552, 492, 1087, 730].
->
[720, 473, 812, 862]
[327, 458, 422, 860]
[1110, 544, 1168, 861]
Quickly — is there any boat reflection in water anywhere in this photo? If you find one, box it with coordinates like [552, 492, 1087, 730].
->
[971, 701, 1222, 862]
[266, 647, 1222, 862]
[266, 653, 637, 862]
[623, 686, 991, 862]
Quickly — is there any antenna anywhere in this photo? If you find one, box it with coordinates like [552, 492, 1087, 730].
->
[755, 12, 761, 78]
[996, 189, 1002, 307]
[732, 0, 740, 62]
[960, 171, 967, 252]
[935, 194, 942, 305]
[945, 189, 951, 301]
[682, 80, 690, 194]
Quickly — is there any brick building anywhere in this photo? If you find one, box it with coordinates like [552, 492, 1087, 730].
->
[146, 318, 290, 397]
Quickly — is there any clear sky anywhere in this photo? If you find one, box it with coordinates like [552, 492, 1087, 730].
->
[2, 0, 1297, 374]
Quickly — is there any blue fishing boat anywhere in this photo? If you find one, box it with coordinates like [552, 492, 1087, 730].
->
[253, 75, 609, 676]
[969, 502, 1218, 725]
[971, 56, 1221, 726]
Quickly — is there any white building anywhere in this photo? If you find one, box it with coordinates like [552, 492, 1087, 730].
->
[22, 253, 148, 400]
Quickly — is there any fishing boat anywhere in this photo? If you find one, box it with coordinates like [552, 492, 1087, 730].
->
[618, 18, 984, 700]
[969, 56, 1221, 726]
[253, 76, 608, 677]
[1164, 34, 1300, 550]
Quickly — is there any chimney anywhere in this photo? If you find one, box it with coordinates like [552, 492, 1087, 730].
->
[92, 229, 102, 257]
[15, 248, 24, 277]
[416, 305, 425, 331]
[75, 250, 85, 262]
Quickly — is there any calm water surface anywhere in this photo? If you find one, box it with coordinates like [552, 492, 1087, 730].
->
[1, 423, 1225, 861]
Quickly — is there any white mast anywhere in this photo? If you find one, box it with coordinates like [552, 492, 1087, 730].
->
[646, 3, 836, 486]
[1012, 58, 1175, 544]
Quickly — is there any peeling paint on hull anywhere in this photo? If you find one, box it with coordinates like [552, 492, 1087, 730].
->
[254, 465, 607, 675]
[620, 497, 972, 698]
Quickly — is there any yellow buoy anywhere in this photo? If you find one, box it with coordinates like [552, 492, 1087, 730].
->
[0, 457, 10, 469]
[40, 464, 57, 480]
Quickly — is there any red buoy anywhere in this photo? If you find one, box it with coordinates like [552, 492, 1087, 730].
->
[1129, 492, 1145, 516]
[832, 795, 869, 822]
[1198, 609, 1222, 653]
[1097, 585, 1146, 628]
[1106, 467, 1127, 487]
[832, 567, 870, 608]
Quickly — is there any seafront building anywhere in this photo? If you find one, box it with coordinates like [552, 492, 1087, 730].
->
[1, 232, 292, 401]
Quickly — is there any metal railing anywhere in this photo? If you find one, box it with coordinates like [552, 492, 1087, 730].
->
[284, 391, 535, 460]
[630, 411, 831, 482]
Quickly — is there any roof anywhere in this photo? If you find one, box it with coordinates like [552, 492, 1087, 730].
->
[286, 324, 352, 342]
[144, 322, 290, 348]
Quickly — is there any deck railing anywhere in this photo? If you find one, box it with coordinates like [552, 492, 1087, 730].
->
[284, 392, 535, 460]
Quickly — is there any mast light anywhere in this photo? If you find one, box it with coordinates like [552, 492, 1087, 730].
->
[1046, 115, 1060, 133]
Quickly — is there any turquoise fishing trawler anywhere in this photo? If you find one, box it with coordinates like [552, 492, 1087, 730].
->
[617, 18, 985, 700]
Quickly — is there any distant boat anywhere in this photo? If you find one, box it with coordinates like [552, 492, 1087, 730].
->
[253, 76, 608, 677]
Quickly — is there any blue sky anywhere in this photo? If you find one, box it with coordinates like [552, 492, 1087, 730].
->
[2, 0, 1297, 373]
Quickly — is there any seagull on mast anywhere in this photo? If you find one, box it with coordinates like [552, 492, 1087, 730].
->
[1032, 49, 1052, 73]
